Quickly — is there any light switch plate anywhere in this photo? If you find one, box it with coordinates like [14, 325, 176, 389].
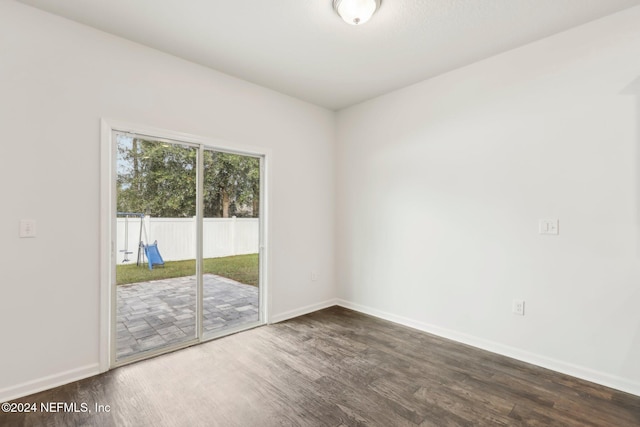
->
[539, 219, 559, 235]
[19, 219, 37, 238]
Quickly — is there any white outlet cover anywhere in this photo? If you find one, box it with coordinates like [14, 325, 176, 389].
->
[513, 300, 525, 316]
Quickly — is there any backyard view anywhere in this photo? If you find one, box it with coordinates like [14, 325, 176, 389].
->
[116, 254, 259, 286]
[117, 137, 260, 219]
[115, 133, 261, 361]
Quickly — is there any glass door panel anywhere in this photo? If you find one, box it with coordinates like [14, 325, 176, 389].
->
[115, 133, 198, 361]
[202, 150, 261, 338]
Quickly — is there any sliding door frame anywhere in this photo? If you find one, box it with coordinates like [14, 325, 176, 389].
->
[99, 119, 269, 371]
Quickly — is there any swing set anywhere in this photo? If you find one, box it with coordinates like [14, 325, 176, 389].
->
[117, 212, 165, 270]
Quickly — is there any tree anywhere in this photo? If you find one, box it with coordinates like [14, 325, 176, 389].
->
[203, 151, 259, 218]
[117, 136, 259, 218]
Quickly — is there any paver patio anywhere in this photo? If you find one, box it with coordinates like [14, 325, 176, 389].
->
[116, 273, 259, 359]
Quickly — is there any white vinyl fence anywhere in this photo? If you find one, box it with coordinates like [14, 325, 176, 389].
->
[116, 217, 259, 265]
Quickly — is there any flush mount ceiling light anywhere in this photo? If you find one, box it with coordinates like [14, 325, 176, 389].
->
[333, 0, 381, 25]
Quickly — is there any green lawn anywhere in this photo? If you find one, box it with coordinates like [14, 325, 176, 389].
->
[116, 253, 259, 286]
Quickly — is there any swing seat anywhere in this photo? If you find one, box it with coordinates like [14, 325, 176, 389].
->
[144, 241, 165, 271]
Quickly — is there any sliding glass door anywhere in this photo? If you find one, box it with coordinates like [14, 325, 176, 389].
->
[112, 130, 263, 365]
[202, 149, 261, 339]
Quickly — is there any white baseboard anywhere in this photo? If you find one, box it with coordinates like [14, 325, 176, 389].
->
[336, 299, 640, 397]
[0, 364, 100, 403]
[269, 298, 338, 324]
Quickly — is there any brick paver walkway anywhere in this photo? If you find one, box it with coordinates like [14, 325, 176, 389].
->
[116, 274, 259, 359]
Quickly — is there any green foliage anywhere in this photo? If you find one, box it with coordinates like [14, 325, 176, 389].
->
[203, 150, 260, 218]
[117, 136, 259, 218]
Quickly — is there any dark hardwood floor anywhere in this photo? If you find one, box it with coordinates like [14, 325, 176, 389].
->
[2, 306, 639, 426]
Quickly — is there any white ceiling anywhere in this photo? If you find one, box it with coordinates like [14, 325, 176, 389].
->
[16, 0, 640, 110]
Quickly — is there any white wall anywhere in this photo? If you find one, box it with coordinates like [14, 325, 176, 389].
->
[0, 0, 335, 400]
[336, 6, 640, 396]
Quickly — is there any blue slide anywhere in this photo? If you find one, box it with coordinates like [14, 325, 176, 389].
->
[144, 241, 165, 270]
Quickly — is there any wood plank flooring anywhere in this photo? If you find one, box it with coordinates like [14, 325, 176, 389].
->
[2, 306, 639, 426]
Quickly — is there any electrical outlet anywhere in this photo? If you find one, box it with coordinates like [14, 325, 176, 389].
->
[311, 271, 318, 281]
[512, 300, 525, 316]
